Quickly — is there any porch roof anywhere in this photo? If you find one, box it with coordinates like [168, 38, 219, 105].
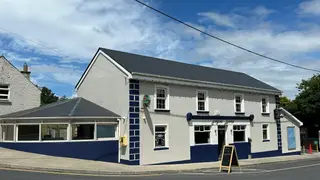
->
[0, 97, 120, 120]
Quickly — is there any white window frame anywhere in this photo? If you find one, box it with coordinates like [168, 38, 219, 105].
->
[262, 124, 270, 141]
[196, 90, 209, 112]
[154, 85, 170, 110]
[154, 124, 169, 149]
[70, 122, 96, 142]
[261, 96, 270, 113]
[194, 125, 212, 145]
[0, 123, 15, 142]
[40, 123, 69, 142]
[0, 84, 10, 101]
[15, 123, 41, 142]
[96, 122, 118, 141]
[233, 125, 246, 142]
[234, 93, 245, 113]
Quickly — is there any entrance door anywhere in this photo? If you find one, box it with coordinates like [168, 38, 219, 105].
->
[218, 125, 226, 159]
[287, 127, 296, 150]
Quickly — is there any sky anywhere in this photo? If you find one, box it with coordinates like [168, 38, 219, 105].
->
[0, 0, 320, 99]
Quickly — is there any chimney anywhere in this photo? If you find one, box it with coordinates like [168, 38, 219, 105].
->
[21, 62, 31, 80]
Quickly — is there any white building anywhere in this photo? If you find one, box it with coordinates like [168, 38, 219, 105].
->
[0, 49, 302, 165]
[0, 56, 40, 115]
[75, 48, 303, 165]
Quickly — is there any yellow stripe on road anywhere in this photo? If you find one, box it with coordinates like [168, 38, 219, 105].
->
[0, 167, 161, 177]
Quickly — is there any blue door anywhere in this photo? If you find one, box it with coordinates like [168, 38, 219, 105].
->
[287, 127, 296, 150]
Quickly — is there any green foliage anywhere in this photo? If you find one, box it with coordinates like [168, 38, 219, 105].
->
[40, 86, 59, 106]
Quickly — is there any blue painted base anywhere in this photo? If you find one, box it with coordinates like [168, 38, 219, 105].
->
[190, 144, 219, 162]
[231, 142, 251, 159]
[0, 140, 119, 163]
[252, 150, 301, 158]
[120, 159, 140, 165]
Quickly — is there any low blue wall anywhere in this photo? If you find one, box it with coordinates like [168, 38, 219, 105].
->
[190, 144, 219, 162]
[0, 140, 119, 163]
[231, 142, 251, 159]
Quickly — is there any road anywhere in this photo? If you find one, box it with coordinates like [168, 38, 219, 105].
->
[0, 158, 320, 180]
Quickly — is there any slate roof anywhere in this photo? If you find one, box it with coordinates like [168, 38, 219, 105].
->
[0, 97, 120, 119]
[99, 48, 280, 92]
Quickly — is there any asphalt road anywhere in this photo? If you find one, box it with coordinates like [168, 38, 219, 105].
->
[1, 158, 320, 180]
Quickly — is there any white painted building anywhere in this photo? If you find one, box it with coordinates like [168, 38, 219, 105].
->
[0, 56, 40, 115]
[74, 48, 303, 165]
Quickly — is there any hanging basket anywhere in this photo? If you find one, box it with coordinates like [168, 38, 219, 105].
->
[143, 95, 151, 107]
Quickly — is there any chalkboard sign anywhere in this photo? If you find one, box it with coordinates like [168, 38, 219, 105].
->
[219, 145, 240, 173]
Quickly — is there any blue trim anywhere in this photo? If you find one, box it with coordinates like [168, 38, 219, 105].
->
[186, 112, 254, 121]
[128, 79, 140, 164]
[263, 139, 270, 142]
[154, 147, 169, 151]
[151, 159, 191, 165]
[231, 142, 251, 159]
[120, 159, 139, 165]
[190, 144, 219, 162]
[251, 150, 301, 158]
[0, 141, 118, 163]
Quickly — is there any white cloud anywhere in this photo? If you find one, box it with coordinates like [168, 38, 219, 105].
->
[0, 0, 180, 60]
[198, 12, 236, 28]
[252, 6, 275, 17]
[299, 0, 320, 15]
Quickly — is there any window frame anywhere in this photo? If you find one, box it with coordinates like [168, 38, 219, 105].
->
[15, 123, 41, 142]
[233, 125, 246, 142]
[154, 85, 170, 111]
[40, 123, 69, 142]
[95, 122, 118, 141]
[0, 84, 10, 101]
[261, 96, 270, 114]
[0, 123, 15, 142]
[196, 90, 209, 112]
[154, 124, 169, 149]
[71, 122, 96, 142]
[262, 124, 270, 141]
[234, 93, 245, 113]
[194, 125, 212, 145]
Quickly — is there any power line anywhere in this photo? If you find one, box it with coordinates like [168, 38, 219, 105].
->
[134, 0, 320, 73]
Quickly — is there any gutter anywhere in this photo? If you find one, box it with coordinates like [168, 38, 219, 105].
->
[132, 72, 282, 95]
[0, 116, 121, 121]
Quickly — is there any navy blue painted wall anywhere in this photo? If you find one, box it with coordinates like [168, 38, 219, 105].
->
[231, 142, 251, 159]
[190, 144, 219, 162]
[251, 150, 301, 158]
[0, 140, 119, 162]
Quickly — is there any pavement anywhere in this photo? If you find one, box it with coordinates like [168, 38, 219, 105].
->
[0, 147, 320, 176]
[1, 158, 320, 179]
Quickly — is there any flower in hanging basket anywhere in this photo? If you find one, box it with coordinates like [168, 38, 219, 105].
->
[143, 95, 151, 107]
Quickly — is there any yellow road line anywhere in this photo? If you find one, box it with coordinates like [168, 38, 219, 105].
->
[0, 167, 161, 177]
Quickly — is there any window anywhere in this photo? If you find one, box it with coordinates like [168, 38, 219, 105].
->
[97, 124, 117, 139]
[154, 125, 168, 148]
[72, 124, 94, 140]
[41, 124, 68, 141]
[261, 97, 269, 113]
[0, 84, 9, 100]
[194, 125, 211, 144]
[234, 94, 244, 113]
[155, 86, 169, 110]
[262, 124, 269, 140]
[1, 125, 14, 141]
[17, 125, 40, 141]
[197, 90, 208, 111]
[233, 125, 246, 142]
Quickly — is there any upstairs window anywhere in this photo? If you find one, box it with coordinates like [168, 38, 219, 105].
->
[196, 90, 208, 111]
[155, 85, 169, 110]
[261, 96, 269, 113]
[0, 84, 9, 101]
[234, 94, 244, 113]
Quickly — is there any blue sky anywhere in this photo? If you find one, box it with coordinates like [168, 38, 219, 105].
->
[0, 0, 320, 99]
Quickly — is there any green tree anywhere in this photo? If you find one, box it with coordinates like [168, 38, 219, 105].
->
[59, 95, 69, 101]
[294, 74, 320, 135]
[41, 86, 59, 105]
